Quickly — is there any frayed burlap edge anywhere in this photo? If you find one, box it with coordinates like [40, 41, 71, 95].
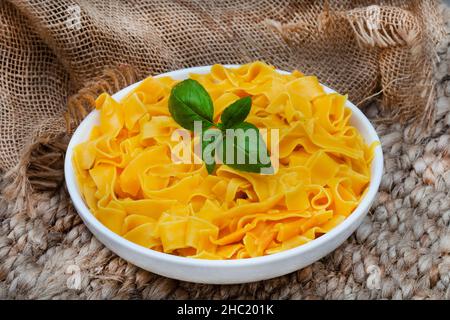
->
[2, 65, 139, 210]
[266, 3, 445, 130]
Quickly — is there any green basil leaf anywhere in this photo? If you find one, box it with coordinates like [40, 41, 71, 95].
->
[217, 122, 273, 174]
[169, 79, 214, 131]
[201, 129, 221, 174]
[220, 96, 251, 129]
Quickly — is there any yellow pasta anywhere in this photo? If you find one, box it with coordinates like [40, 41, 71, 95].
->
[73, 61, 376, 259]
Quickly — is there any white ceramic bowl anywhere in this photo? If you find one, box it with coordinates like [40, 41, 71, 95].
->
[65, 65, 383, 284]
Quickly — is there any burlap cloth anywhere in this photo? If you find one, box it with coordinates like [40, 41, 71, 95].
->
[0, 0, 449, 299]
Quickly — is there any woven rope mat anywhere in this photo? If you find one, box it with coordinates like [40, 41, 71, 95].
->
[0, 2, 449, 299]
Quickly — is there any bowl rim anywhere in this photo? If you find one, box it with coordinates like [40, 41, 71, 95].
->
[64, 64, 384, 267]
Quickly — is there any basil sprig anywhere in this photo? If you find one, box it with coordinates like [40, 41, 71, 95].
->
[169, 79, 272, 174]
